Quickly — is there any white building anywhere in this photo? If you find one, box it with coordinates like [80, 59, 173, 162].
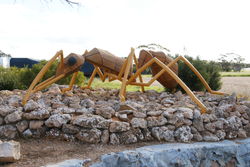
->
[0, 56, 11, 68]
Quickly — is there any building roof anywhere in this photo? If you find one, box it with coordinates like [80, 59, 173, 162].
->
[10, 58, 39, 68]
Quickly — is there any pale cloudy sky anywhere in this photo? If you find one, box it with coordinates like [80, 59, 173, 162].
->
[0, 0, 250, 62]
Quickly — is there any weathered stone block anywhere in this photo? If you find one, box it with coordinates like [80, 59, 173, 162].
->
[0, 141, 20, 162]
[109, 121, 130, 133]
[45, 114, 71, 128]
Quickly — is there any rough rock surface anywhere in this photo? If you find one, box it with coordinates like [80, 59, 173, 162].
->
[0, 140, 20, 162]
[91, 138, 250, 167]
[43, 159, 91, 167]
[0, 85, 249, 145]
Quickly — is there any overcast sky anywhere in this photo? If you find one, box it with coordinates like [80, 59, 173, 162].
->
[0, 0, 250, 63]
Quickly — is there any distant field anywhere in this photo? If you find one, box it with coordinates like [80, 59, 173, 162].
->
[85, 75, 250, 99]
[219, 77, 250, 98]
[220, 71, 250, 77]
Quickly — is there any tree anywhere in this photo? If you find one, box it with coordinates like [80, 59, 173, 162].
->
[60, 0, 80, 6]
[137, 43, 170, 53]
[218, 53, 245, 72]
[232, 53, 245, 72]
[218, 54, 232, 72]
[0, 50, 11, 57]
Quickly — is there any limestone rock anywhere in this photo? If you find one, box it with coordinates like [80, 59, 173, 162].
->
[75, 108, 93, 115]
[76, 129, 102, 143]
[131, 118, 147, 129]
[216, 130, 226, 140]
[118, 103, 137, 111]
[226, 116, 242, 131]
[202, 131, 219, 142]
[204, 122, 216, 133]
[141, 128, 154, 141]
[161, 98, 174, 106]
[0, 125, 17, 139]
[151, 126, 175, 142]
[214, 119, 225, 130]
[192, 114, 204, 132]
[174, 126, 193, 142]
[119, 131, 137, 144]
[101, 130, 109, 144]
[45, 114, 71, 128]
[109, 121, 130, 133]
[46, 84, 61, 94]
[29, 120, 44, 130]
[51, 100, 65, 109]
[0, 141, 20, 162]
[132, 111, 147, 118]
[0, 117, 3, 125]
[193, 133, 203, 141]
[159, 92, 170, 99]
[68, 96, 81, 108]
[0, 105, 14, 117]
[23, 108, 50, 120]
[147, 116, 167, 127]
[4, 110, 22, 124]
[110, 133, 120, 145]
[62, 124, 80, 134]
[95, 106, 115, 119]
[168, 112, 185, 127]
[80, 99, 95, 108]
[177, 107, 193, 119]
[72, 115, 108, 129]
[57, 107, 75, 114]
[202, 113, 217, 123]
[118, 110, 133, 115]
[46, 128, 61, 139]
[7, 95, 21, 107]
[238, 129, 247, 138]
[117, 114, 128, 122]
[24, 99, 39, 111]
[147, 110, 163, 116]
[131, 128, 144, 141]
[16, 120, 29, 133]
[162, 108, 176, 119]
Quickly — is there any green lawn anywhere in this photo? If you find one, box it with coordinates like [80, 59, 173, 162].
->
[83, 78, 165, 92]
[220, 71, 250, 77]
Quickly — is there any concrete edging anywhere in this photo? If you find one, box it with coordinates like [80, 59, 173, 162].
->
[91, 138, 250, 167]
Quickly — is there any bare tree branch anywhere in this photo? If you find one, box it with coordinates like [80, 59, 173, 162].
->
[63, 0, 79, 5]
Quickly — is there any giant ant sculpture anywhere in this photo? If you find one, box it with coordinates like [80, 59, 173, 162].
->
[22, 48, 224, 113]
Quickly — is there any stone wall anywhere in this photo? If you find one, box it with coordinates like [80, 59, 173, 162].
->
[0, 84, 250, 144]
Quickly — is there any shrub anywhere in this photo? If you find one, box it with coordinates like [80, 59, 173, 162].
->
[0, 67, 21, 90]
[176, 55, 222, 92]
[19, 60, 85, 89]
[0, 60, 85, 90]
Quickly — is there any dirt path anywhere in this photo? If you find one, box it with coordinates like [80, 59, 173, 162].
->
[1, 139, 161, 167]
[219, 77, 250, 98]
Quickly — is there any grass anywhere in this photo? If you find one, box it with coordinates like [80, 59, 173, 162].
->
[83, 78, 165, 92]
[220, 71, 250, 77]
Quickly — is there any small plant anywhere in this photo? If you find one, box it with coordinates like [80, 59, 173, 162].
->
[177, 55, 222, 92]
[0, 60, 85, 91]
[0, 67, 20, 90]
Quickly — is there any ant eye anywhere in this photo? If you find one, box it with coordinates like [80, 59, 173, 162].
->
[68, 57, 77, 66]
